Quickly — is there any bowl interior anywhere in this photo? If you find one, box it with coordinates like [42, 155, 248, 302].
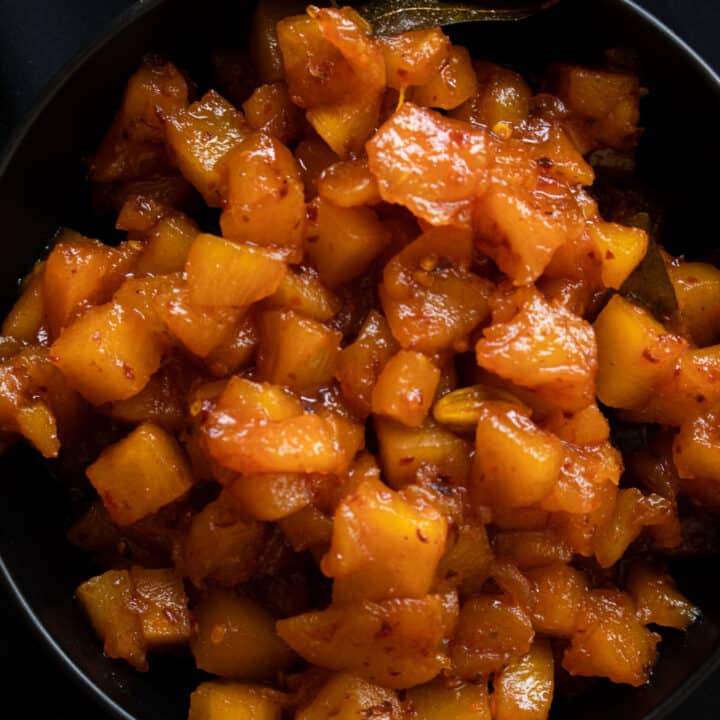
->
[1, 1, 719, 718]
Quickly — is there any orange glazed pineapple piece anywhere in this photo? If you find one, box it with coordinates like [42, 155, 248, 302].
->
[90, 57, 188, 181]
[594, 294, 688, 409]
[0, 346, 83, 458]
[476, 289, 597, 412]
[335, 310, 399, 418]
[242, 81, 305, 146]
[203, 376, 342, 474]
[263, 268, 341, 322]
[306, 199, 390, 289]
[379, 28, 450, 90]
[526, 563, 589, 638]
[548, 64, 641, 152]
[411, 46, 478, 111]
[117, 55, 189, 143]
[407, 677, 491, 720]
[190, 590, 295, 680]
[76, 570, 147, 671]
[188, 682, 283, 720]
[277, 594, 456, 689]
[673, 404, 720, 482]
[626, 561, 699, 629]
[256, 309, 342, 392]
[3, 264, 47, 344]
[450, 595, 534, 678]
[298, 673, 402, 720]
[86, 422, 193, 525]
[587, 221, 648, 290]
[49, 302, 163, 405]
[371, 350, 440, 427]
[220, 132, 306, 262]
[133, 212, 198, 276]
[186, 233, 286, 307]
[106, 358, 191, 432]
[539, 441, 622, 514]
[380, 227, 492, 354]
[153, 280, 243, 357]
[592, 488, 676, 567]
[165, 90, 248, 206]
[563, 589, 659, 686]
[473, 401, 563, 508]
[622, 345, 720, 426]
[367, 103, 490, 228]
[317, 159, 381, 208]
[451, 61, 531, 129]
[223, 472, 313, 521]
[322, 477, 448, 603]
[129, 567, 191, 651]
[472, 179, 585, 286]
[277, 7, 385, 157]
[492, 640, 554, 720]
[181, 498, 267, 588]
[668, 261, 720, 346]
[376, 416, 472, 489]
[44, 229, 138, 338]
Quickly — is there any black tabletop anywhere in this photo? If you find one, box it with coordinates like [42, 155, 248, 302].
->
[1, 1, 720, 718]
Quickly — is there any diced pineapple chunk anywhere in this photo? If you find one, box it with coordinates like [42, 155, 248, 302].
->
[306, 199, 390, 289]
[411, 46, 478, 111]
[322, 477, 448, 603]
[188, 682, 283, 720]
[129, 567, 191, 650]
[181, 498, 267, 587]
[375, 417, 471, 489]
[277, 594, 454, 689]
[76, 570, 147, 671]
[190, 590, 295, 680]
[2, 262, 47, 343]
[298, 674, 401, 720]
[257, 309, 341, 392]
[371, 350, 440, 428]
[473, 402, 563, 508]
[153, 281, 243, 357]
[450, 595, 534, 678]
[220, 132, 305, 263]
[186, 233, 286, 307]
[44, 230, 138, 338]
[86, 422, 193, 525]
[562, 589, 659, 686]
[133, 213, 198, 275]
[407, 678, 491, 720]
[165, 90, 247, 206]
[587, 221, 648, 290]
[49, 302, 163, 405]
[492, 640, 554, 720]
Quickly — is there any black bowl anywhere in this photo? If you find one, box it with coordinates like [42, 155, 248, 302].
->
[1, 1, 720, 718]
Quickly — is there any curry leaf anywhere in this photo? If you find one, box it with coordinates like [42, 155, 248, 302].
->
[593, 181, 679, 323]
[353, 0, 559, 34]
[620, 235, 678, 323]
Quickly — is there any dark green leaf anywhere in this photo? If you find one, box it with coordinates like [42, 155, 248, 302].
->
[353, 0, 559, 34]
[593, 181, 679, 323]
[620, 235, 678, 323]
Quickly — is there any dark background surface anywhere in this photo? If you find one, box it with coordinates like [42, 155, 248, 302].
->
[1, 0, 719, 717]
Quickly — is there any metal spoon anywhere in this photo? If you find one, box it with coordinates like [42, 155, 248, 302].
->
[355, 0, 562, 35]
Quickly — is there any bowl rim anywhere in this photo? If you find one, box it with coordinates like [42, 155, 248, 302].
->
[0, 3, 165, 718]
[1, 1, 719, 719]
